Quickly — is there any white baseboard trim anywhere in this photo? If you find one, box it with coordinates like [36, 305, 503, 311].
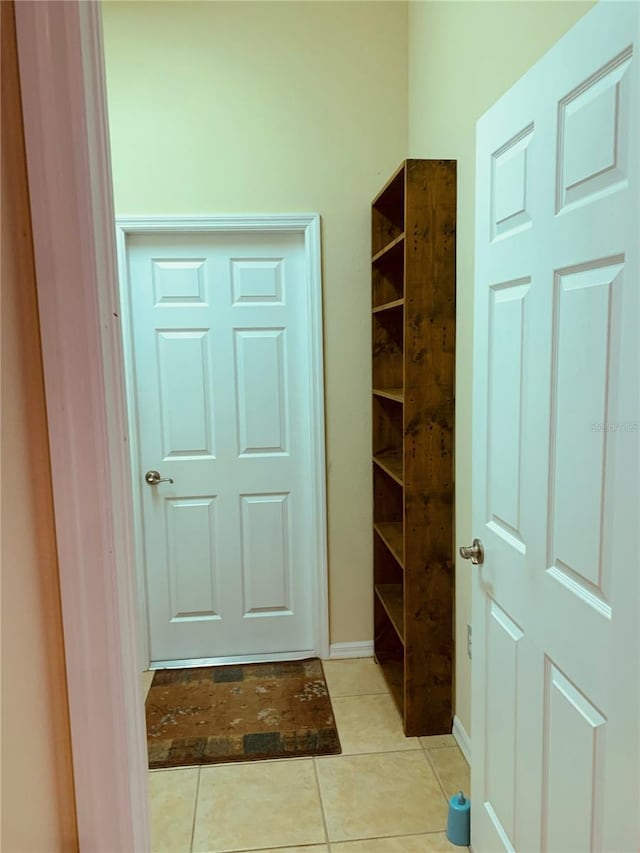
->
[453, 715, 472, 766]
[327, 641, 374, 659]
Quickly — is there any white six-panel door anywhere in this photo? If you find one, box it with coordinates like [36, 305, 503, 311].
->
[471, 3, 638, 851]
[125, 228, 323, 664]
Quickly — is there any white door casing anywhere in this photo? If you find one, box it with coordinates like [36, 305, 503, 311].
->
[117, 217, 328, 667]
[471, 3, 638, 852]
[15, 3, 151, 849]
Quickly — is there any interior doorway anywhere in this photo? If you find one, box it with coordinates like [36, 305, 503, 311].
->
[117, 218, 328, 668]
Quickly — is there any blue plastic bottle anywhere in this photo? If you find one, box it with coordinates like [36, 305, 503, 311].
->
[446, 790, 471, 846]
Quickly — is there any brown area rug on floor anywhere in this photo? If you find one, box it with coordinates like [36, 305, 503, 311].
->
[145, 658, 341, 768]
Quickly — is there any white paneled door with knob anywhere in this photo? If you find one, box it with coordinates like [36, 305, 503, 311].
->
[121, 223, 326, 666]
[470, 3, 638, 851]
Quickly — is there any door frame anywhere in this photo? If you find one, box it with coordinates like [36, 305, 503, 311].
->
[116, 215, 329, 670]
[14, 1, 150, 850]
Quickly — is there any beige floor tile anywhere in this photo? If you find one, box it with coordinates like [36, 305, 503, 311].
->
[331, 833, 463, 851]
[427, 747, 471, 800]
[419, 735, 456, 750]
[322, 658, 388, 697]
[332, 694, 420, 754]
[315, 751, 447, 842]
[258, 848, 329, 852]
[141, 670, 154, 701]
[192, 758, 326, 852]
[148, 767, 199, 853]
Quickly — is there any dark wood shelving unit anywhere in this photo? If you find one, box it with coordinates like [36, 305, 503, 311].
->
[372, 388, 404, 404]
[373, 522, 404, 567]
[371, 159, 456, 737]
[372, 297, 404, 314]
[375, 584, 404, 642]
[372, 232, 405, 264]
[373, 451, 403, 485]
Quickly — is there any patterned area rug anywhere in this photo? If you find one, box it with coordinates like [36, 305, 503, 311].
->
[145, 658, 341, 768]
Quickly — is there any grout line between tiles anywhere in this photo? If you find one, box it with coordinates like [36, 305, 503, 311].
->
[151, 744, 428, 775]
[312, 757, 331, 848]
[150, 764, 202, 773]
[327, 827, 457, 848]
[423, 747, 451, 806]
[228, 843, 327, 853]
[189, 765, 202, 853]
[153, 753, 318, 773]
[336, 746, 424, 759]
[169, 747, 427, 775]
[315, 746, 423, 761]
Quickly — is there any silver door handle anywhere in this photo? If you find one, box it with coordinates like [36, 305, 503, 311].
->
[459, 538, 484, 565]
[145, 470, 174, 486]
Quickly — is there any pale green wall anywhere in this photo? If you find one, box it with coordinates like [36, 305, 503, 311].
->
[408, 0, 595, 736]
[102, 1, 408, 646]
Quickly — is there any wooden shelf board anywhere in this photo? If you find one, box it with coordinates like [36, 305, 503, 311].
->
[373, 522, 404, 567]
[375, 584, 404, 644]
[372, 297, 404, 314]
[372, 232, 405, 264]
[373, 452, 403, 486]
[372, 387, 404, 404]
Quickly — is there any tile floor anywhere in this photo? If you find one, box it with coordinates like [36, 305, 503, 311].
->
[142, 658, 470, 853]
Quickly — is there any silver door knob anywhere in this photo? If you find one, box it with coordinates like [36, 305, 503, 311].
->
[459, 538, 484, 565]
[145, 470, 174, 486]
